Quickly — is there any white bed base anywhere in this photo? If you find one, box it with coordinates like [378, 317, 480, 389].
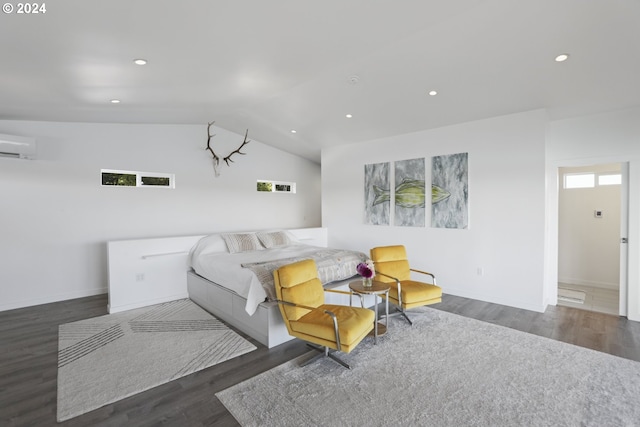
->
[187, 270, 374, 348]
[107, 227, 375, 348]
[187, 270, 289, 347]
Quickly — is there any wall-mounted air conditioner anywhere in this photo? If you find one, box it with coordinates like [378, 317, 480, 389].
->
[0, 133, 37, 159]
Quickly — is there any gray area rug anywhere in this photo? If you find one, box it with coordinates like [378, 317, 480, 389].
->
[57, 298, 256, 421]
[216, 307, 640, 426]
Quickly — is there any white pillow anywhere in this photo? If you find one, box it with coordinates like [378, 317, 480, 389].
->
[188, 234, 228, 267]
[256, 231, 292, 248]
[221, 232, 264, 254]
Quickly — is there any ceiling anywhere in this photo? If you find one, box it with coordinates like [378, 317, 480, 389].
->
[1, 0, 639, 163]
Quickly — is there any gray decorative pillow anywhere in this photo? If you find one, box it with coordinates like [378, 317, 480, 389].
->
[221, 233, 264, 254]
[256, 231, 291, 248]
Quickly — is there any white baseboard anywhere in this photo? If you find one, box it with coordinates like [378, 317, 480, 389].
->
[108, 292, 189, 314]
[0, 287, 107, 313]
[442, 286, 546, 313]
[558, 277, 619, 290]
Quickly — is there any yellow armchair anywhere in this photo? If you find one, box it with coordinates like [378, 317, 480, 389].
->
[274, 259, 374, 369]
[370, 245, 442, 325]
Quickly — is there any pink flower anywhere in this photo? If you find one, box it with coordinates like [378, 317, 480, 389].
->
[356, 261, 374, 279]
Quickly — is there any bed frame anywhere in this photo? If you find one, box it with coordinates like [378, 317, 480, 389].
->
[108, 227, 374, 348]
[187, 270, 292, 347]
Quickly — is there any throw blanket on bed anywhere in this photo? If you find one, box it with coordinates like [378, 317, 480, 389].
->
[241, 248, 367, 301]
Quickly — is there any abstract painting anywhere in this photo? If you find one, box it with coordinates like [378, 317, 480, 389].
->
[432, 152, 468, 229]
[394, 158, 425, 227]
[364, 162, 390, 225]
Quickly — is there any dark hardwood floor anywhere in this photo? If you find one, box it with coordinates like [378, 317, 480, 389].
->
[1, 293, 639, 426]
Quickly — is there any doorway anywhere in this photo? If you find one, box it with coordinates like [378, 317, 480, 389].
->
[557, 163, 626, 315]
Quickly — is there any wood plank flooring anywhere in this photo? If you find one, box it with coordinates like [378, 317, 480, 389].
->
[1, 293, 639, 427]
[557, 282, 619, 315]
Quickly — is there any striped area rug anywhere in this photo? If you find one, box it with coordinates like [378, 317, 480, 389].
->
[57, 299, 256, 422]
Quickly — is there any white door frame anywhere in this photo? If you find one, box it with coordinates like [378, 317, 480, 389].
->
[619, 162, 629, 316]
[553, 161, 628, 316]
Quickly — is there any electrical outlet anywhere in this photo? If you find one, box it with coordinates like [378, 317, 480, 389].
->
[136, 273, 145, 282]
[477, 267, 484, 276]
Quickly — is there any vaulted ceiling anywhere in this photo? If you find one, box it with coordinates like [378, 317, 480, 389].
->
[1, 0, 639, 162]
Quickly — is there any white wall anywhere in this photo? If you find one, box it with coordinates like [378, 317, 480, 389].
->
[0, 120, 321, 311]
[558, 164, 621, 289]
[5, 106, 638, 321]
[322, 110, 548, 312]
[547, 107, 640, 321]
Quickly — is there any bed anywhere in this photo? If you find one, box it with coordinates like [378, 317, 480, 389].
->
[187, 229, 372, 347]
[107, 227, 375, 348]
[189, 230, 367, 314]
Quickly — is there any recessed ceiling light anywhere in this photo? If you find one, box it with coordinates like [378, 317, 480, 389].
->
[347, 75, 360, 85]
[345, 114, 353, 118]
[428, 90, 438, 96]
[133, 59, 147, 65]
[110, 99, 121, 104]
[290, 129, 297, 134]
[555, 54, 569, 62]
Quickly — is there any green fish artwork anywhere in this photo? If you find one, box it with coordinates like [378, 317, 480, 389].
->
[431, 183, 451, 204]
[372, 178, 450, 208]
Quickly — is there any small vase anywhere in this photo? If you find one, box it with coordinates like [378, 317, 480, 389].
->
[362, 277, 372, 287]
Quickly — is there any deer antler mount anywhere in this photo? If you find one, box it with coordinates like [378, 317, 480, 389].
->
[206, 121, 251, 177]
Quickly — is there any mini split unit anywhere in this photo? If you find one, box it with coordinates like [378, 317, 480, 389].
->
[0, 133, 37, 159]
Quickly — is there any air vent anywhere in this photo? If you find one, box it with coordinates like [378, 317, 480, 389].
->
[0, 133, 37, 159]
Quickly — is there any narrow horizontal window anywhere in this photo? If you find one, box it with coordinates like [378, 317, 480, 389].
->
[102, 169, 175, 188]
[257, 180, 296, 193]
[598, 174, 621, 186]
[275, 184, 292, 192]
[141, 176, 171, 187]
[257, 181, 273, 192]
[564, 173, 594, 189]
[102, 172, 136, 186]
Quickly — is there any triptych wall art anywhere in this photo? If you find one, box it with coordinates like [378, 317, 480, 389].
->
[364, 152, 468, 229]
[364, 162, 390, 225]
[431, 152, 468, 229]
[394, 158, 425, 227]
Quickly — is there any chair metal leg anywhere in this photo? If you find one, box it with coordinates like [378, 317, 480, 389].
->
[327, 352, 351, 369]
[299, 346, 327, 367]
[383, 307, 414, 325]
[299, 344, 351, 369]
[399, 310, 413, 325]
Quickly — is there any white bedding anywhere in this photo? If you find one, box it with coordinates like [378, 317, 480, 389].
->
[189, 234, 365, 316]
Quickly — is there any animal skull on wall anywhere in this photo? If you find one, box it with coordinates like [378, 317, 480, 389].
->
[205, 121, 250, 176]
